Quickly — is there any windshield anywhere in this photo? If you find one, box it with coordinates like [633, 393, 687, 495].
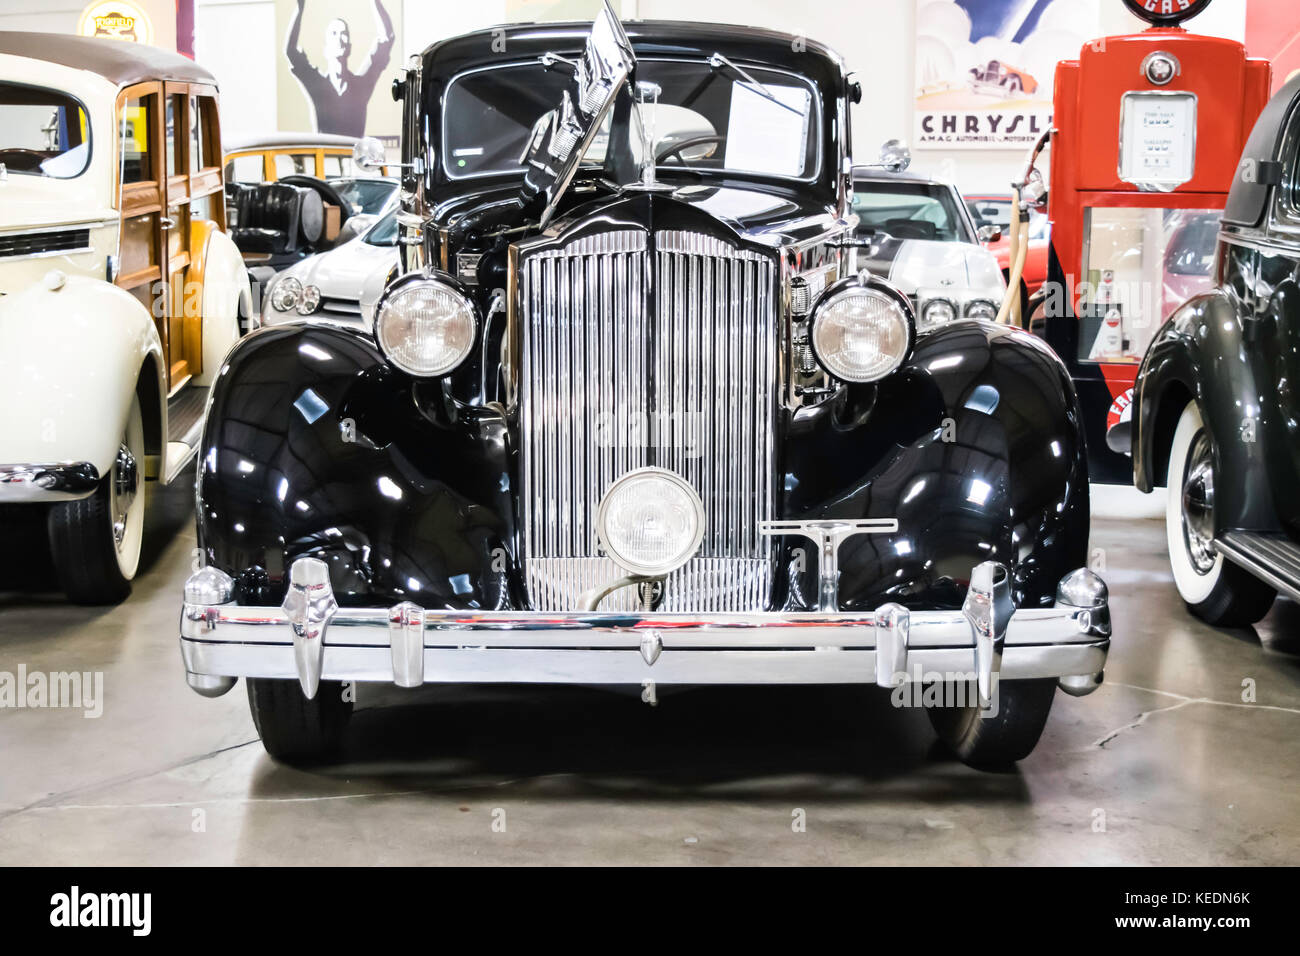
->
[364, 211, 398, 247]
[0, 83, 91, 179]
[331, 177, 397, 216]
[442, 59, 818, 182]
[852, 181, 972, 243]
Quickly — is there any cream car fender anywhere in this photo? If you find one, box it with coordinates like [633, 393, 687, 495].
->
[193, 224, 251, 387]
[0, 274, 167, 493]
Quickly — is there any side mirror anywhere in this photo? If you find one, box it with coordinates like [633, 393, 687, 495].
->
[353, 136, 386, 171]
[977, 224, 1003, 243]
[879, 139, 911, 174]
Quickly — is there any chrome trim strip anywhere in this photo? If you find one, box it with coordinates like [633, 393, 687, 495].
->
[181, 640, 1109, 687]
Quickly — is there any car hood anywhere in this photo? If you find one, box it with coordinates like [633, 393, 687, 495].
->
[857, 236, 1005, 297]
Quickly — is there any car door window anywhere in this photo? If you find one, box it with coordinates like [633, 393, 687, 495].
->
[120, 93, 155, 184]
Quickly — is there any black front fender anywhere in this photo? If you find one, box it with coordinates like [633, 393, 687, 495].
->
[780, 320, 1090, 611]
[197, 324, 519, 609]
[1133, 291, 1278, 530]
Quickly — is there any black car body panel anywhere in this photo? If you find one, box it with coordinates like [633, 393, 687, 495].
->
[1134, 73, 1300, 542]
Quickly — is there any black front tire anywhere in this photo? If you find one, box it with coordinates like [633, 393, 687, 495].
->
[48, 477, 133, 605]
[927, 678, 1057, 769]
[247, 678, 353, 763]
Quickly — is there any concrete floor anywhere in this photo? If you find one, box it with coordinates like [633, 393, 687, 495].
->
[1, 469, 1298, 866]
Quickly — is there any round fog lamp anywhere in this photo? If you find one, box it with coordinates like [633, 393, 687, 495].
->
[596, 468, 705, 577]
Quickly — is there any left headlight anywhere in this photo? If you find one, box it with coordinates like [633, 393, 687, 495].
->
[375, 274, 478, 377]
[810, 275, 913, 382]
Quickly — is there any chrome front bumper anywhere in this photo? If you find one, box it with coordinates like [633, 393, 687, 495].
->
[0, 462, 100, 502]
[179, 558, 1111, 701]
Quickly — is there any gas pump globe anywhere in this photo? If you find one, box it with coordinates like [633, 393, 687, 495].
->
[1034, 0, 1272, 483]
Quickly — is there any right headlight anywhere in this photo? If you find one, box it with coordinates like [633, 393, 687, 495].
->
[810, 275, 914, 382]
[374, 274, 478, 377]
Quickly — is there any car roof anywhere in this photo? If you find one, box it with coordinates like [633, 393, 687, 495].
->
[422, 19, 846, 95]
[224, 132, 360, 152]
[851, 167, 949, 188]
[0, 32, 216, 87]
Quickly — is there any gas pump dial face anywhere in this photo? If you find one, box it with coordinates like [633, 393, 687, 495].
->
[1123, 0, 1213, 27]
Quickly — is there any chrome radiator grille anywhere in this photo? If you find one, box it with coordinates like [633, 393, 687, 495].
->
[520, 228, 779, 611]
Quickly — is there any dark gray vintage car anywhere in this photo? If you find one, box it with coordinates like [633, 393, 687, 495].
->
[1133, 71, 1300, 627]
[178, 3, 1110, 769]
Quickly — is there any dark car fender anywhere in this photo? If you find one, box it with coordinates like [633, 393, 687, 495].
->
[781, 320, 1091, 611]
[1132, 290, 1278, 532]
[196, 324, 520, 609]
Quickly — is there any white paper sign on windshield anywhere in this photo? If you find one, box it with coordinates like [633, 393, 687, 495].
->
[725, 82, 812, 177]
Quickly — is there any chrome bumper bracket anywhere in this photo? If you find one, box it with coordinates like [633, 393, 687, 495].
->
[281, 557, 337, 699]
[874, 603, 910, 688]
[963, 561, 1013, 708]
[389, 602, 426, 687]
[760, 518, 899, 612]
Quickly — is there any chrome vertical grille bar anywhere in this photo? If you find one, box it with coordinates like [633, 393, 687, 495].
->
[520, 227, 778, 612]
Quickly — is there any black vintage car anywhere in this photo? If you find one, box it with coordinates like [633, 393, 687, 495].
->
[178, 3, 1110, 769]
[1132, 72, 1300, 627]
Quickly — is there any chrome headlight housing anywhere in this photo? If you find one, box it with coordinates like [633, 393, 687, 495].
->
[809, 274, 914, 383]
[964, 298, 998, 321]
[374, 273, 478, 377]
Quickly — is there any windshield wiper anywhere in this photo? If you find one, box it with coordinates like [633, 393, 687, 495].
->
[707, 53, 802, 116]
[539, 52, 578, 72]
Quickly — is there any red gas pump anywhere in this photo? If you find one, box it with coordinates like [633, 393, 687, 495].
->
[1038, 0, 1271, 483]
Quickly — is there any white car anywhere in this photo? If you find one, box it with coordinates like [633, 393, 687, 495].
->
[261, 209, 398, 328]
[851, 168, 1006, 332]
[0, 33, 250, 604]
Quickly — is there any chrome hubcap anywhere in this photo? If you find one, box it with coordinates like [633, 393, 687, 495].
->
[1181, 431, 1216, 574]
[111, 443, 138, 547]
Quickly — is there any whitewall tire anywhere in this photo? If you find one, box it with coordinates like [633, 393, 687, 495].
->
[48, 390, 147, 604]
[1164, 401, 1275, 626]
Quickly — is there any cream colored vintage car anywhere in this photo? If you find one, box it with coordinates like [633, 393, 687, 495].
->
[0, 33, 250, 604]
